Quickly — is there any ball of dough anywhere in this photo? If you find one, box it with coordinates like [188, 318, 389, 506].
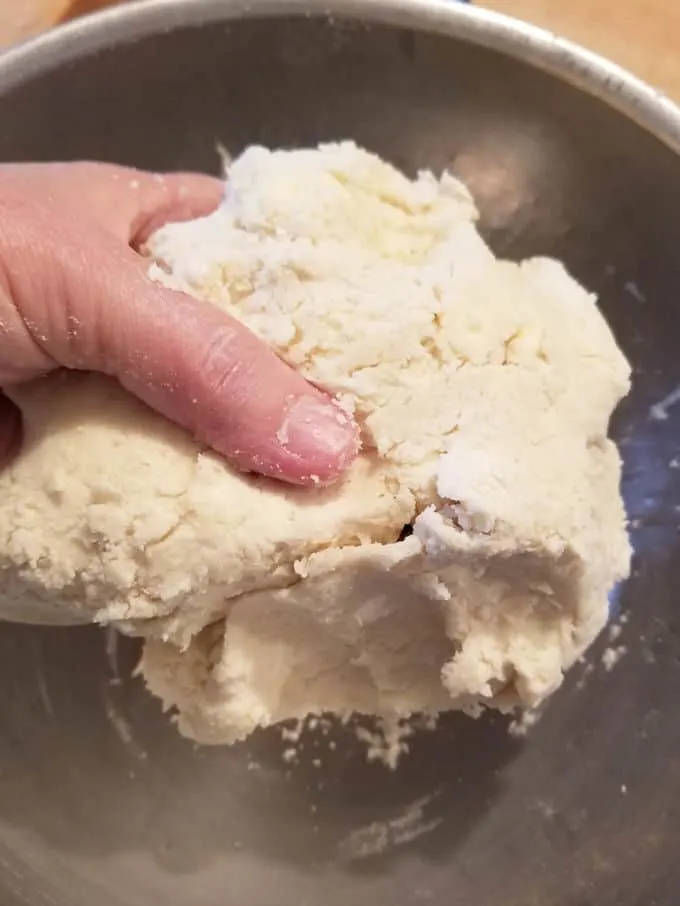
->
[0, 142, 631, 743]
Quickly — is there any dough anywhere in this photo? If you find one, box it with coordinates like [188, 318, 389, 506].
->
[0, 142, 631, 744]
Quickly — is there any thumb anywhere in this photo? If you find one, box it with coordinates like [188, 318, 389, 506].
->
[106, 260, 360, 485]
[3, 212, 359, 486]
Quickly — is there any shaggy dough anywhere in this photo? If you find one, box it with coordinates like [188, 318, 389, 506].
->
[0, 142, 631, 744]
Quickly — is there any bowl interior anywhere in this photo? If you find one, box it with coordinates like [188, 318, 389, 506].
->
[0, 8, 679, 906]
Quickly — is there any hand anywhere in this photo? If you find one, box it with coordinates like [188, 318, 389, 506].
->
[0, 162, 358, 484]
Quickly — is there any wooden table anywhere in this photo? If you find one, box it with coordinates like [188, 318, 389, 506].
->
[2, 0, 680, 101]
[484, 0, 680, 101]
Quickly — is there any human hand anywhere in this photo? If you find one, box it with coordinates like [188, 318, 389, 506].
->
[0, 162, 358, 484]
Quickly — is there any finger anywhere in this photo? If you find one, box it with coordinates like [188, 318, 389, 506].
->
[114, 278, 360, 485]
[1, 213, 359, 485]
[0, 162, 224, 245]
[129, 171, 225, 245]
[0, 392, 22, 469]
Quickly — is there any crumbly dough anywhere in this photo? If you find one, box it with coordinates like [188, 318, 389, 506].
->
[0, 142, 631, 744]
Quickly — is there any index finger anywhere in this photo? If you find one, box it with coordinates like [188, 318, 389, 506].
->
[0, 161, 224, 245]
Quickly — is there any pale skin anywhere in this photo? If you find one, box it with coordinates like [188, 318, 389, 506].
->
[0, 162, 359, 482]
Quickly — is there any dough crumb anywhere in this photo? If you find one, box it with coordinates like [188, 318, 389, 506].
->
[338, 794, 442, 860]
[275, 712, 438, 770]
[508, 708, 541, 738]
[602, 645, 628, 671]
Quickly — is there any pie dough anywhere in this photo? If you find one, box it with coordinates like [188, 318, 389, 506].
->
[0, 142, 631, 744]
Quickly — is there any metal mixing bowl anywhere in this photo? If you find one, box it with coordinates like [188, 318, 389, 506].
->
[0, 1, 679, 904]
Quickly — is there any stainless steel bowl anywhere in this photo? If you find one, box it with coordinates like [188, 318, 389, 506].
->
[1, 2, 679, 904]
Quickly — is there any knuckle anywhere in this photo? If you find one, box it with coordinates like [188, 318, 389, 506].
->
[197, 325, 257, 399]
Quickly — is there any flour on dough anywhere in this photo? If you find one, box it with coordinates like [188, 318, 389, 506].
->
[0, 142, 631, 744]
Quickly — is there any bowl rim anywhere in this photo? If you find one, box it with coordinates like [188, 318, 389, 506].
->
[1, 0, 680, 156]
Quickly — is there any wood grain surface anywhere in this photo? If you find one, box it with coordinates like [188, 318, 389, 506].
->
[0, 0, 70, 45]
[1, 0, 679, 101]
[484, 0, 680, 100]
